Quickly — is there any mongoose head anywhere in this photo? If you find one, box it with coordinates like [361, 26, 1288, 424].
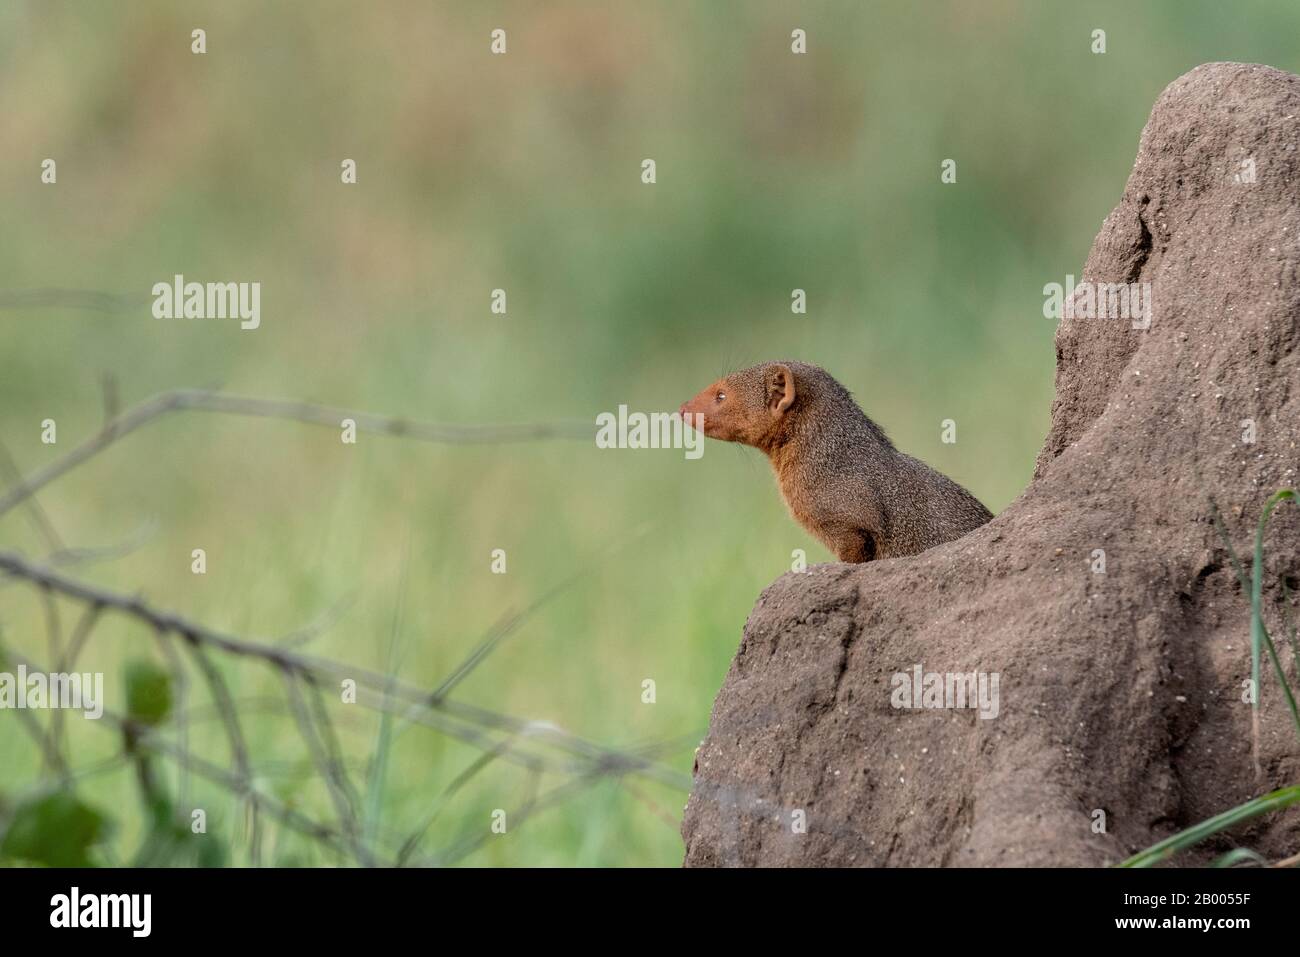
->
[678, 361, 799, 448]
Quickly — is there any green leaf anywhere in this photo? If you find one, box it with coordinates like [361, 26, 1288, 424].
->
[124, 659, 173, 726]
[0, 791, 112, 867]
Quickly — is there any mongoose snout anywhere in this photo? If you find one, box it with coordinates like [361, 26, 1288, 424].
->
[680, 361, 992, 563]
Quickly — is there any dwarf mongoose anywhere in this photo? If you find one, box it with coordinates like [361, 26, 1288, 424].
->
[679, 361, 991, 562]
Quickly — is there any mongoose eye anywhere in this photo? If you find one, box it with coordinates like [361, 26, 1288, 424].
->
[715, 391, 726, 403]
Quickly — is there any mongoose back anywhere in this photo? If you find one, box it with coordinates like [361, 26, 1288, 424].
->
[679, 361, 991, 562]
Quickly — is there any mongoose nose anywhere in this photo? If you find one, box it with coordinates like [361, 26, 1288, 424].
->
[678, 403, 689, 418]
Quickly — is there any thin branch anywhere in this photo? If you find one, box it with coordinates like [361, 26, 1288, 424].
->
[4, 697, 65, 776]
[131, 715, 378, 864]
[4, 647, 379, 865]
[37, 586, 66, 781]
[353, 686, 573, 778]
[58, 602, 102, 672]
[282, 672, 370, 866]
[43, 602, 102, 777]
[0, 441, 64, 552]
[0, 388, 590, 519]
[307, 676, 365, 824]
[0, 550, 689, 792]
[0, 520, 165, 586]
[150, 625, 191, 814]
[1, 551, 699, 864]
[0, 287, 145, 312]
[277, 591, 357, 649]
[621, 778, 685, 830]
[179, 635, 261, 860]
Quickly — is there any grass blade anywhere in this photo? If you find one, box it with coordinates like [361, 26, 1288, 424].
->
[1119, 786, 1300, 868]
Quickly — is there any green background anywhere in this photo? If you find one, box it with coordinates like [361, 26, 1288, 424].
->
[2, 1, 1297, 866]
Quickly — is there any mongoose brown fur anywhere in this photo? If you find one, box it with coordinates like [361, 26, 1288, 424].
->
[679, 361, 992, 562]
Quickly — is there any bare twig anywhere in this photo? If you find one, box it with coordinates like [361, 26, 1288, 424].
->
[0, 551, 699, 867]
[179, 636, 261, 860]
[15, 520, 162, 580]
[0, 441, 64, 552]
[622, 778, 685, 830]
[36, 586, 66, 780]
[43, 602, 102, 778]
[131, 714, 379, 863]
[150, 625, 191, 813]
[3, 646, 379, 865]
[0, 288, 146, 312]
[282, 672, 370, 866]
[0, 388, 590, 519]
[0, 551, 689, 791]
[277, 592, 357, 649]
[58, 602, 103, 673]
[0, 373, 696, 867]
[4, 688, 66, 776]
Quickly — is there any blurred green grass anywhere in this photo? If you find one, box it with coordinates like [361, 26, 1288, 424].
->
[2, 0, 1299, 866]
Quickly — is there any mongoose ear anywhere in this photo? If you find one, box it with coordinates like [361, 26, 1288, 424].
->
[767, 364, 796, 416]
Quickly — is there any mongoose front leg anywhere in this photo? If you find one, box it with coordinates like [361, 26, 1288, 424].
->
[831, 528, 878, 563]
